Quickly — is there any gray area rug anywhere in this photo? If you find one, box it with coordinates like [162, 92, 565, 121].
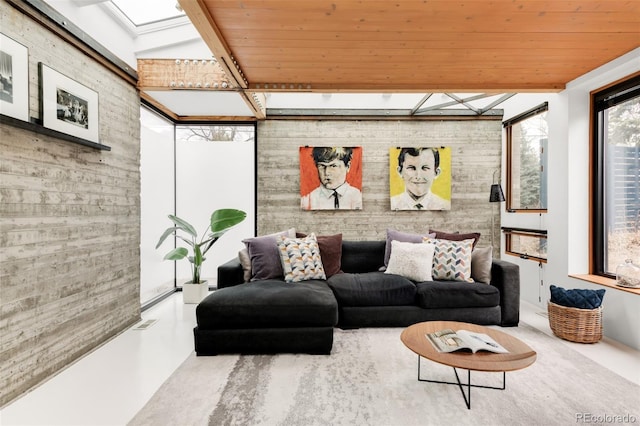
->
[129, 323, 639, 426]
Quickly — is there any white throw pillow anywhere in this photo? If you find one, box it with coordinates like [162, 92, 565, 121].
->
[385, 240, 436, 282]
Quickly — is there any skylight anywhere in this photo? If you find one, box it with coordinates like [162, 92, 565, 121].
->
[110, 0, 184, 26]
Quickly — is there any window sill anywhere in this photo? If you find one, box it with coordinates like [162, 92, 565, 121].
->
[570, 274, 640, 295]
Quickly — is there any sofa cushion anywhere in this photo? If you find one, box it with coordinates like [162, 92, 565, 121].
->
[415, 281, 500, 309]
[196, 280, 338, 329]
[243, 228, 296, 281]
[385, 240, 435, 282]
[278, 233, 326, 283]
[340, 240, 386, 273]
[327, 272, 417, 306]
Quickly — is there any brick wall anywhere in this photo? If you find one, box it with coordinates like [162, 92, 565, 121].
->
[0, 1, 140, 406]
[257, 119, 502, 242]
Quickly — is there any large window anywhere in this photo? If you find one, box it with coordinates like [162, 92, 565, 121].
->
[139, 115, 256, 307]
[174, 123, 256, 286]
[592, 74, 640, 278]
[504, 103, 548, 212]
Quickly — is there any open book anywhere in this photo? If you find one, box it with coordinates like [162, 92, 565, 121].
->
[426, 329, 509, 354]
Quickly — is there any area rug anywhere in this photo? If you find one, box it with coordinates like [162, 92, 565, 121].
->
[129, 323, 639, 426]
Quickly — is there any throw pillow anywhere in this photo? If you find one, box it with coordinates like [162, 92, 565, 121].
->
[238, 247, 252, 282]
[429, 229, 481, 249]
[242, 228, 296, 281]
[296, 232, 343, 277]
[385, 240, 435, 282]
[278, 233, 326, 283]
[383, 228, 437, 268]
[550, 285, 606, 309]
[471, 246, 493, 284]
[425, 237, 474, 282]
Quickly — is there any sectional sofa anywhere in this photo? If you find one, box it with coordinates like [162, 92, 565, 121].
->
[193, 230, 520, 355]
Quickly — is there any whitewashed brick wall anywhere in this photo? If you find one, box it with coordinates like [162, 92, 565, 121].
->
[257, 119, 502, 242]
[0, 1, 140, 406]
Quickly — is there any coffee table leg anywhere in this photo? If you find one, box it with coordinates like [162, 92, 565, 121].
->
[416, 355, 507, 409]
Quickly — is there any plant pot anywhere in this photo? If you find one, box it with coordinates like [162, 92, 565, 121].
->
[182, 280, 209, 304]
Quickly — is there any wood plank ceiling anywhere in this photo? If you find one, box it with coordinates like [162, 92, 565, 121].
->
[179, 0, 640, 94]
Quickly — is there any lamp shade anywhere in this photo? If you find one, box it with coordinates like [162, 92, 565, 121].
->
[489, 184, 505, 202]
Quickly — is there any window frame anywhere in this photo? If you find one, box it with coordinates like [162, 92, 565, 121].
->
[503, 227, 548, 263]
[504, 102, 549, 213]
[590, 72, 640, 279]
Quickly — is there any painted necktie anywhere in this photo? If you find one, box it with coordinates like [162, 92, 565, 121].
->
[333, 190, 340, 208]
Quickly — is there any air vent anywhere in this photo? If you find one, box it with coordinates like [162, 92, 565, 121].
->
[133, 319, 157, 330]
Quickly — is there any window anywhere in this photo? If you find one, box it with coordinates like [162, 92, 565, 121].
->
[504, 103, 549, 212]
[592, 74, 640, 278]
[173, 123, 256, 286]
[504, 228, 548, 263]
[110, 0, 185, 26]
[175, 124, 255, 143]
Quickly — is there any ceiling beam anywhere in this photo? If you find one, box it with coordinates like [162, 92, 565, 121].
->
[137, 58, 236, 91]
[176, 0, 247, 87]
[177, 0, 268, 117]
[267, 108, 503, 118]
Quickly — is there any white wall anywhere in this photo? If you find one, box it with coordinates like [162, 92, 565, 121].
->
[501, 48, 640, 350]
[140, 107, 175, 304]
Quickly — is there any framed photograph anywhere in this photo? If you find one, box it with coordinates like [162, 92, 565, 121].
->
[389, 147, 452, 211]
[39, 63, 99, 143]
[0, 33, 29, 122]
[300, 146, 363, 210]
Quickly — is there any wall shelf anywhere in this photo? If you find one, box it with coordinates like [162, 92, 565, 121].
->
[0, 113, 111, 151]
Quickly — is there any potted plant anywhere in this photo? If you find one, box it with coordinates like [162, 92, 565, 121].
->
[156, 208, 246, 303]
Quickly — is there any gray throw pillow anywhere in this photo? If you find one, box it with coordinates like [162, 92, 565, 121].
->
[242, 228, 296, 281]
[471, 246, 493, 284]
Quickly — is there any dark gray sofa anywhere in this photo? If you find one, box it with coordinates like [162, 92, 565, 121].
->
[193, 240, 520, 355]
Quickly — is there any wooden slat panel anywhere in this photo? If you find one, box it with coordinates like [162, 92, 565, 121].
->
[226, 31, 637, 49]
[137, 58, 236, 90]
[208, 0, 639, 13]
[187, 0, 640, 92]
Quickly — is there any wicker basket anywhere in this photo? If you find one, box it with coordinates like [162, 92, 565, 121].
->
[547, 302, 603, 343]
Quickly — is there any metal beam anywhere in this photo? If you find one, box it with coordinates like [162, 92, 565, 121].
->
[267, 108, 503, 117]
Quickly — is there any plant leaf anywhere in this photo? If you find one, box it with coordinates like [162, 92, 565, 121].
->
[156, 227, 177, 249]
[202, 236, 220, 255]
[176, 235, 195, 248]
[168, 215, 197, 237]
[163, 247, 188, 260]
[210, 209, 246, 233]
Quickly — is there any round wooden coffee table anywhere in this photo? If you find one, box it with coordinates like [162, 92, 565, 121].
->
[401, 321, 536, 409]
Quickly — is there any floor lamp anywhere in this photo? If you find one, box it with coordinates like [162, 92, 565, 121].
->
[489, 171, 506, 248]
